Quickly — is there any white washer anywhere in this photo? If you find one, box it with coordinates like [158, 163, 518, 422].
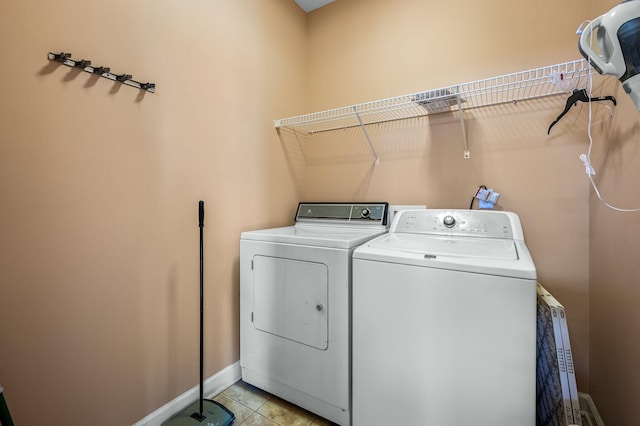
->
[240, 202, 389, 426]
[352, 209, 537, 426]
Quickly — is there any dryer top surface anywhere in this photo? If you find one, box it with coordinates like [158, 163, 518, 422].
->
[241, 224, 387, 249]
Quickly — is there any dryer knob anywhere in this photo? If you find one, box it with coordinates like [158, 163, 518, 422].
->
[443, 215, 456, 228]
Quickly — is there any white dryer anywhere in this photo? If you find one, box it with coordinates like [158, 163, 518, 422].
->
[240, 202, 389, 426]
[352, 209, 537, 426]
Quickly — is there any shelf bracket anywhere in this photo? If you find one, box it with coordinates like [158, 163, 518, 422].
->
[353, 106, 380, 165]
[456, 91, 470, 159]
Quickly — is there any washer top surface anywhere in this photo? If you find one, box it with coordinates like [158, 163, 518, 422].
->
[354, 209, 536, 279]
[241, 202, 389, 249]
[368, 233, 518, 260]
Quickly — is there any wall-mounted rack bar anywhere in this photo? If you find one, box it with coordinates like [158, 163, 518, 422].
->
[47, 52, 156, 93]
[274, 59, 593, 160]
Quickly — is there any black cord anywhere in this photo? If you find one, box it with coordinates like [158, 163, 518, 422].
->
[470, 185, 487, 209]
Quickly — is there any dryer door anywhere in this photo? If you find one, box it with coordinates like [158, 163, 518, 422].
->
[252, 255, 328, 350]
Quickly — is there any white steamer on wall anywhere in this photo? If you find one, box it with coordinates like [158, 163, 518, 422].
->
[240, 202, 389, 426]
[352, 209, 537, 426]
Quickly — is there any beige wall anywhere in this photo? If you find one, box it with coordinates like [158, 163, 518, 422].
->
[2, 0, 639, 424]
[296, 0, 593, 388]
[0, 1, 306, 424]
[588, 1, 640, 425]
[296, 1, 640, 424]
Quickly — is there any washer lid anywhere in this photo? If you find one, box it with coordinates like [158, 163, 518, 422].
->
[355, 233, 536, 279]
[368, 233, 518, 260]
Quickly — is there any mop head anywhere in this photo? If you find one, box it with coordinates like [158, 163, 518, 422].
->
[162, 399, 235, 426]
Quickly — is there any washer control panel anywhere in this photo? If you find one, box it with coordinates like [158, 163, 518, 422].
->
[296, 202, 389, 226]
[392, 209, 515, 239]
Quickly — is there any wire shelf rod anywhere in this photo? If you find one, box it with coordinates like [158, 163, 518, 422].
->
[274, 59, 592, 160]
[275, 59, 591, 134]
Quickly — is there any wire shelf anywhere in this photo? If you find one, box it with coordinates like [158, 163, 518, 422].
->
[274, 59, 592, 135]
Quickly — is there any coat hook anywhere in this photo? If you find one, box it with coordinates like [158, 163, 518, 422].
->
[53, 52, 71, 62]
[115, 73, 132, 82]
[74, 59, 91, 68]
[92, 66, 110, 74]
[140, 83, 155, 91]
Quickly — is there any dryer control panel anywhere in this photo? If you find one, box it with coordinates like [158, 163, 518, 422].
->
[391, 209, 519, 240]
[296, 202, 389, 226]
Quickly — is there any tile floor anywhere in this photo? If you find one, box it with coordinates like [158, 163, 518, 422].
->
[211, 380, 338, 426]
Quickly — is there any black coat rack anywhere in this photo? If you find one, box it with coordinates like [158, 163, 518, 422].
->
[47, 52, 155, 93]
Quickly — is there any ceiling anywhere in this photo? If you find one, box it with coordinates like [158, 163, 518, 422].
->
[294, 0, 336, 13]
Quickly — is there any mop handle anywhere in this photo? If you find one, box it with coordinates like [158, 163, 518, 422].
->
[198, 200, 204, 417]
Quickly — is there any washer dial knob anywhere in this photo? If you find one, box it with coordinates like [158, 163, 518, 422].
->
[361, 208, 370, 218]
[443, 215, 456, 228]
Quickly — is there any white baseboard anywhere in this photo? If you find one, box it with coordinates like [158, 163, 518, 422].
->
[133, 361, 241, 426]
